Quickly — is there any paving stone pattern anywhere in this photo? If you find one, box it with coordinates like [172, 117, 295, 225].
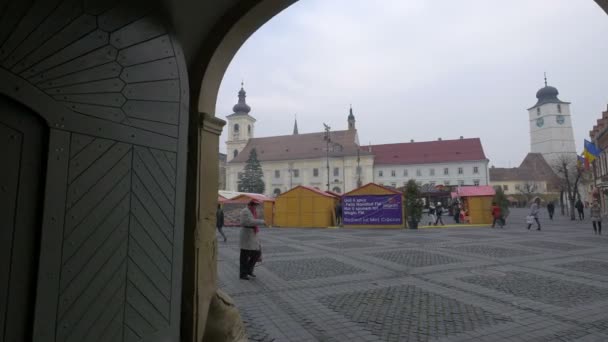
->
[370, 250, 462, 268]
[514, 240, 587, 251]
[460, 271, 608, 307]
[447, 245, 538, 258]
[219, 208, 608, 341]
[263, 257, 364, 281]
[319, 285, 511, 341]
[556, 260, 608, 276]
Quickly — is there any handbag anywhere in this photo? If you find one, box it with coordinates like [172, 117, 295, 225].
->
[526, 215, 534, 224]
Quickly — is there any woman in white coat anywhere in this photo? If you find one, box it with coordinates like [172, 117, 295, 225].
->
[239, 200, 266, 280]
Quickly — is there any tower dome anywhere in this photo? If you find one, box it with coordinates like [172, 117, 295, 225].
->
[232, 84, 251, 114]
[528, 74, 568, 109]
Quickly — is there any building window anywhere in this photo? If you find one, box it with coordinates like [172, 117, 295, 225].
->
[403, 169, 408, 177]
[333, 167, 339, 176]
[429, 168, 435, 176]
[503, 185, 509, 191]
[515, 184, 521, 190]
[332, 187, 341, 194]
[537, 108, 541, 116]
[458, 167, 463, 175]
[444, 180, 450, 186]
[356, 166, 361, 175]
[233, 150, 238, 158]
[274, 170, 280, 178]
[391, 170, 396, 177]
[458, 180, 465, 186]
[234, 123, 239, 132]
[293, 169, 300, 178]
[557, 104, 562, 113]
[473, 179, 480, 186]
[473, 166, 479, 174]
[391, 182, 397, 188]
[416, 169, 421, 177]
[379, 170, 384, 177]
[313, 168, 319, 177]
[273, 188, 281, 196]
[444, 168, 449, 175]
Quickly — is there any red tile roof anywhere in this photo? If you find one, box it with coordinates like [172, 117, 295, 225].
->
[229, 129, 369, 163]
[370, 138, 487, 165]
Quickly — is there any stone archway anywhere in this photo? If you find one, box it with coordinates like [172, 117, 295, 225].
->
[190, 0, 608, 340]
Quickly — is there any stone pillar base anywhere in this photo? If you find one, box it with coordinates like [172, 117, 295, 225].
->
[203, 290, 247, 342]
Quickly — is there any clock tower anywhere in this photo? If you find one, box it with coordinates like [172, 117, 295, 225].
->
[528, 76, 577, 165]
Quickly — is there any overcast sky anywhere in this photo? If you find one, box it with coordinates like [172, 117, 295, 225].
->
[217, 0, 608, 167]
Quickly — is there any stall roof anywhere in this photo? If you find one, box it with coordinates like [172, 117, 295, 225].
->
[452, 186, 496, 198]
[233, 193, 275, 202]
[280, 185, 339, 199]
[344, 183, 402, 196]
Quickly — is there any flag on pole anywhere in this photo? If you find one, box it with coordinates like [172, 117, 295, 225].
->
[584, 140, 600, 163]
[577, 155, 585, 169]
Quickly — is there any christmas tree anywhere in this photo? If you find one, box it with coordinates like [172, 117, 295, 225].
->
[237, 148, 265, 194]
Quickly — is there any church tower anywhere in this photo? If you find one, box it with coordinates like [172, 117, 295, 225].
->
[226, 83, 256, 162]
[528, 76, 577, 165]
[348, 105, 356, 130]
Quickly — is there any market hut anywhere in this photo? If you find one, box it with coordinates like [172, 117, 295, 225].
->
[342, 183, 405, 228]
[451, 186, 496, 224]
[274, 186, 339, 228]
[232, 193, 275, 226]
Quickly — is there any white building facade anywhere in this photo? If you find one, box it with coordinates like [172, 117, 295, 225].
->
[370, 139, 490, 188]
[528, 79, 577, 165]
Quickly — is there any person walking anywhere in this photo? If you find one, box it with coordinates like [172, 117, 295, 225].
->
[239, 200, 266, 280]
[453, 202, 460, 224]
[590, 201, 602, 235]
[547, 201, 555, 220]
[428, 204, 436, 226]
[435, 202, 445, 226]
[216, 203, 227, 242]
[575, 199, 585, 220]
[491, 202, 503, 228]
[527, 197, 541, 231]
[335, 201, 343, 226]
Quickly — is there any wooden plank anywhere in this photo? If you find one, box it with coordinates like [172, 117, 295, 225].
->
[117, 35, 174, 67]
[128, 237, 171, 298]
[45, 78, 125, 95]
[110, 15, 166, 49]
[130, 207, 172, 261]
[120, 57, 177, 83]
[123, 79, 179, 102]
[67, 138, 114, 183]
[132, 150, 174, 220]
[132, 173, 173, 236]
[123, 100, 179, 125]
[29, 46, 118, 84]
[135, 146, 175, 200]
[124, 118, 178, 138]
[38, 62, 122, 89]
[33, 130, 70, 341]
[126, 258, 170, 319]
[69, 134, 95, 158]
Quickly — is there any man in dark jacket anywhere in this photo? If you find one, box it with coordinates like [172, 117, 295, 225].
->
[335, 202, 343, 226]
[575, 199, 585, 220]
[547, 202, 555, 220]
[216, 203, 227, 242]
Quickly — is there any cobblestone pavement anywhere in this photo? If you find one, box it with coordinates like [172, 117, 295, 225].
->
[218, 208, 608, 341]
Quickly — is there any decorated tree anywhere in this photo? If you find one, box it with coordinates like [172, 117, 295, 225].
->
[237, 148, 265, 194]
[404, 179, 423, 228]
[493, 186, 510, 218]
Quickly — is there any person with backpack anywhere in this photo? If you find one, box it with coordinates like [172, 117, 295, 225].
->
[434, 202, 444, 226]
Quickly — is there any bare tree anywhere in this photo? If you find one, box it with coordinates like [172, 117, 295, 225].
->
[517, 182, 539, 204]
[552, 154, 583, 220]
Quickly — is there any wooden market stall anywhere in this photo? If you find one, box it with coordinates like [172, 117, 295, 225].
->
[342, 183, 405, 229]
[232, 193, 275, 226]
[274, 186, 339, 228]
[451, 186, 495, 225]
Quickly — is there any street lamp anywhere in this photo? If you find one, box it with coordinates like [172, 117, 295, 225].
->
[323, 123, 331, 191]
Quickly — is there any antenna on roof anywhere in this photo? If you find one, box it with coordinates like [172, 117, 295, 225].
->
[544, 72, 547, 87]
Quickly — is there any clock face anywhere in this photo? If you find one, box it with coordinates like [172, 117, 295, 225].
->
[536, 118, 544, 128]
[556, 115, 565, 125]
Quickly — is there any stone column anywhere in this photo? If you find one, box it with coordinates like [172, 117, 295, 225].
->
[194, 112, 225, 340]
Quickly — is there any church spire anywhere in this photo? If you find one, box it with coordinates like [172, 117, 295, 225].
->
[348, 105, 356, 130]
[232, 82, 252, 114]
[544, 72, 548, 87]
[293, 114, 299, 135]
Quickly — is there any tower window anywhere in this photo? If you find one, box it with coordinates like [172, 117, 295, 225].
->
[557, 104, 562, 113]
[248, 124, 251, 133]
[233, 150, 238, 158]
[234, 123, 240, 132]
[536, 108, 541, 116]
[334, 167, 339, 176]
[313, 168, 319, 177]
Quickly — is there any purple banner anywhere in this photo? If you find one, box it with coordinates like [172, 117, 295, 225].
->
[343, 194, 403, 225]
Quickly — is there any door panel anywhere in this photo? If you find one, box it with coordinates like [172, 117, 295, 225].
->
[0, 96, 47, 342]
